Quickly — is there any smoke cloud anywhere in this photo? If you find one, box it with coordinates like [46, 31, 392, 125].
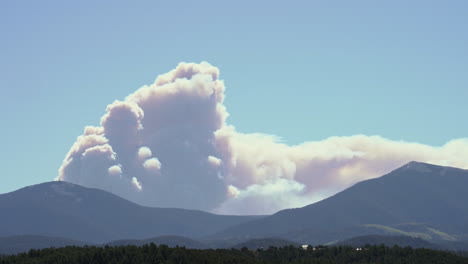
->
[58, 62, 468, 215]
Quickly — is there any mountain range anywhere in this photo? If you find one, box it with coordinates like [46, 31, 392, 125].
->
[1, 161, 468, 253]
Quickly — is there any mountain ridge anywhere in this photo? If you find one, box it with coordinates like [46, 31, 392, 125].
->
[212, 161, 468, 244]
[0, 181, 263, 243]
[0, 235, 87, 255]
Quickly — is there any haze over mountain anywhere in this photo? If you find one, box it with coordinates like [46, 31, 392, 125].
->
[214, 162, 468, 245]
[0, 181, 262, 243]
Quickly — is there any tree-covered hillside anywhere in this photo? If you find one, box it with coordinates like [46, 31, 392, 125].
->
[1, 244, 467, 264]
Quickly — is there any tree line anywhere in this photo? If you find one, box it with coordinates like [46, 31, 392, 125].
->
[1, 243, 468, 264]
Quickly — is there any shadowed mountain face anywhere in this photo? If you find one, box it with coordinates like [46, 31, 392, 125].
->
[0, 235, 86, 255]
[0, 182, 263, 243]
[213, 162, 468, 244]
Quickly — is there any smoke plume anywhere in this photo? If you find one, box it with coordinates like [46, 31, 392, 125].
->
[58, 62, 468, 214]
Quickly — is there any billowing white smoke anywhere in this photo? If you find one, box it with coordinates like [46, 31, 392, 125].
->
[58, 62, 468, 215]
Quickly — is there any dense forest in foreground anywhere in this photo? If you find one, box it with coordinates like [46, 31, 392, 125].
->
[1, 244, 468, 264]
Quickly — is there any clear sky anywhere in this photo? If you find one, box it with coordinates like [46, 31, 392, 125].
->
[1, 0, 467, 195]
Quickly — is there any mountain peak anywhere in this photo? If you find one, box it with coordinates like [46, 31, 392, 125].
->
[23, 181, 79, 191]
[400, 161, 433, 173]
[215, 162, 468, 244]
[396, 161, 467, 175]
[1, 181, 261, 243]
[21, 180, 83, 194]
[48, 181, 83, 199]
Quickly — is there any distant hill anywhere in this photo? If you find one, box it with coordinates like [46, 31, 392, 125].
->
[439, 240, 468, 252]
[334, 235, 438, 249]
[0, 181, 263, 243]
[105, 235, 208, 249]
[214, 162, 468, 245]
[0, 235, 87, 255]
[231, 238, 300, 249]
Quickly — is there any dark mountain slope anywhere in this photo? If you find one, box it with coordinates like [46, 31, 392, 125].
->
[0, 181, 263, 243]
[0, 235, 87, 255]
[215, 162, 468, 243]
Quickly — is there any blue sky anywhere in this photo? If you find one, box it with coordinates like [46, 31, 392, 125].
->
[1, 0, 467, 194]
